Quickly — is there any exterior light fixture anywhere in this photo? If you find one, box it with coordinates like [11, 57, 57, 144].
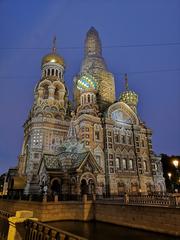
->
[168, 172, 172, 179]
[172, 159, 179, 169]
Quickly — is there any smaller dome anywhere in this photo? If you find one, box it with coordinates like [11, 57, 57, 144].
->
[120, 90, 138, 106]
[77, 74, 98, 92]
[42, 53, 65, 67]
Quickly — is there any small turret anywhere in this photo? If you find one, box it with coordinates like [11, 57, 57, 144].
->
[76, 73, 99, 116]
[119, 74, 138, 113]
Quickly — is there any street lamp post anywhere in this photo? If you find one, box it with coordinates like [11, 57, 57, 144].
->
[172, 159, 179, 193]
[167, 172, 174, 192]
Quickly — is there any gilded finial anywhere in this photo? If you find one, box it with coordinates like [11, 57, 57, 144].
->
[125, 73, 129, 91]
[52, 36, 57, 53]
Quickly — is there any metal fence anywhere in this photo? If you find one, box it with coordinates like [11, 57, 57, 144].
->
[23, 219, 87, 240]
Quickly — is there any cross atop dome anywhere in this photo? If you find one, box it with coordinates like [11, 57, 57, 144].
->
[52, 36, 57, 53]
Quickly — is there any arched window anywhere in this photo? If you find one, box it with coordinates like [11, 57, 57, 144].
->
[95, 155, 101, 166]
[117, 182, 125, 193]
[122, 159, 127, 170]
[43, 84, 49, 99]
[47, 69, 50, 76]
[56, 69, 58, 76]
[122, 135, 126, 144]
[88, 94, 90, 103]
[129, 159, 133, 170]
[52, 69, 54, 76]
[54, 88, 59, 100]
[116, 157, 120, 169]
[143, 161, 148, 172]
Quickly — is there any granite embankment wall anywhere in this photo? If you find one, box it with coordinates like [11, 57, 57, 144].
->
[95, 202, 180, 236]
[0, 200, 94, 222]
[0, 199, 180, 236]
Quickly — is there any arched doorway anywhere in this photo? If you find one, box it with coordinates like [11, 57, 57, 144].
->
[88, 179, 95, 194]
[80, 179, 88, 195]
[131, 182, 138, 193]
[117, 182, 125, 194]
[51, 179, 61, 195]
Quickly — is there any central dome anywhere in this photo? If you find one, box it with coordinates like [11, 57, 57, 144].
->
[77, 74, 98, 91]
[42, 53, 65, 67]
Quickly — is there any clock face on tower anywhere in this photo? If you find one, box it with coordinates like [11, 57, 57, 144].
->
[111, 109, 132, 124]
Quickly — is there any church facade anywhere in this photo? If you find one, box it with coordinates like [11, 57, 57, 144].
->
[17, 27, 165, 196]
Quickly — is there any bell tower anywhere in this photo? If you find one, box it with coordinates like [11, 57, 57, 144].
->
[18, 38, 70, 194]
[74, 27, 115, 110]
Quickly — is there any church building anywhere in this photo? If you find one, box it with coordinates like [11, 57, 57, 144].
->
[17, 27, 165, 196]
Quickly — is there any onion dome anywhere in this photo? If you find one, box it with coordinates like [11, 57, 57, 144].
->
[42, 53, 65, 66]
[119, 74, 138, 108]
[41, 37, 65, 67]
[77, 73, 98, 92]
[120, 90, 138, 106]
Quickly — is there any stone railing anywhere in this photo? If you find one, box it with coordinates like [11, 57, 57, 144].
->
[128, 194, 177, 206]
[1, 193, 180, 207]
[0, 210, 13, 240]
[96, 193, 180, 207]
[23, 220, 87, 240]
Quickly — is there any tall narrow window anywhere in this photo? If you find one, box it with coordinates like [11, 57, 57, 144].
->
[54, 88, 59, 100]
[115, 134, 119, 143]
[95, 155, 101, 166]
[88, 94, 90, 103]
[143, 161, 148, 172]
[122, 159, 127, 170]
[43, 85, 49, 99]
[128, 136, 132, 145]
[129, 159, 133, 170]
[122, 135, 126, 144]
[52, 69, 54, 76]
[116, 157, 120, 169]
[95, 131, 100, 140]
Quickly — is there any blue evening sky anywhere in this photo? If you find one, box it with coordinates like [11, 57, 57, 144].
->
[0, 0, 179, 174]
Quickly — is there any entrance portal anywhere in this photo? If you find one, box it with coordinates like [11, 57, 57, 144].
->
[51, 179, 61, 195]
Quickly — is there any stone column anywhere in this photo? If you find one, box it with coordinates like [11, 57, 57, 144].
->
[8, 211, 38, 240]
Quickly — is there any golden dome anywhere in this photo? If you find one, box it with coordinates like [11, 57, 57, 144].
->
[42, 53, 65, 67]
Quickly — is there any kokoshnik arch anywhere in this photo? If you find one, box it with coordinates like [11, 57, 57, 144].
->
[14, 27, 165, 196]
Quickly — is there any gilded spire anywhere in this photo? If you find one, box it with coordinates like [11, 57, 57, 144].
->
[52, 36, 57, 53]
[125, 73, 129, 91]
